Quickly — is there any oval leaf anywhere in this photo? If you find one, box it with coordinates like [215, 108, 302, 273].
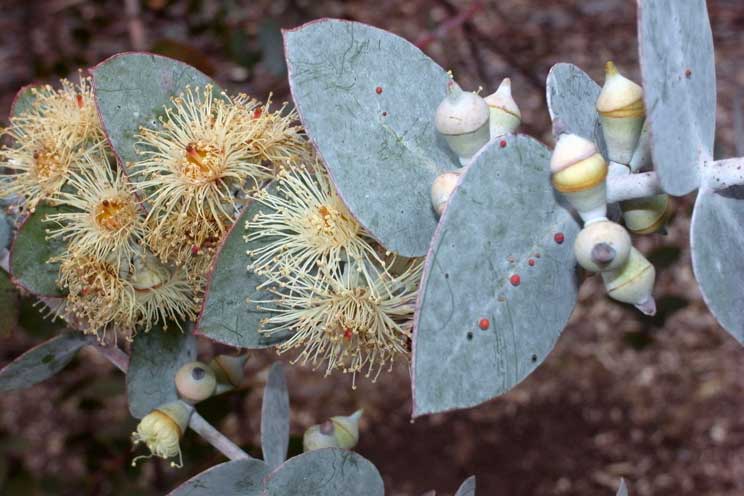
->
[412, 135, 580, 416]
[691, 185, 744, 343]
[91, 52, 216, 171]
[546, 63, 607, 156]
[196, 185, 291, 348]
[617, 478, 628, 496]
[638, 0, 716, 195]
[263, 448, 384, 496]
[0, 332, 88, 392]
[10, 204, 68, 297]
[168, 459, 271, 496]
[126, 325, 197, 418]
[455, 476, 476, 496]
[10, 84, 40, 119]
[261, 362, 290, 469]
[285, 19, 457, 257]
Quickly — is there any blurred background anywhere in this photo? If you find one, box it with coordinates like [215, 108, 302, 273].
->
[1, 0, 744, 494]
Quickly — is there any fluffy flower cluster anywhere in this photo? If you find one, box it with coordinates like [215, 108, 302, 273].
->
[245, 165, 423, 386]
[1, 77, 307, 338]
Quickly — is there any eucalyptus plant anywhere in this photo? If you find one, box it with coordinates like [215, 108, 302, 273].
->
[0, 0, 734, 493]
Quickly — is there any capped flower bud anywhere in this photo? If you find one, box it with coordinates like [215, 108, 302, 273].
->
[330, 409, 363, 449]
[132, 400, 193, 468]
[435, 80, 490, 165]
[209, 354, 249, 389]
[574, 220, 631, 272]
[597, 61, 645, 165]
[175, 361, 217, 403]
[302, 409, 363, 452]
[550, 133, 608, 223]
[621, 194, 673, 235]
[303, 421, 339, 452]
[601, 247, 656, 316]
[430, 170, 461, 217]
[485, 78, 521, 138]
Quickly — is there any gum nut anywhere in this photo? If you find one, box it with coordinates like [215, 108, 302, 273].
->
[175, 361, 217, 403]
[574, 220, 631, 272]
[303, 421, 339, 452]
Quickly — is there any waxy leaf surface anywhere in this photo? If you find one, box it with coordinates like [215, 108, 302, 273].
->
[10, 204, 68, 297]
[196, 185, 291, 348]
[638, 0, 716, 195]
[285, 19, 457, 257]
[263, 448, 384, 496]
[691, 185, 744, 344]
[92, 52, 216, 172]
[546, 63, 608, 157]
[0, 332, 88, 392]
[168, 459, 270, 496]
[413, 135, 580, 416]
[126, 325, 196, 418]
[454, 476, 476, 496]
[261, 363, 290, 468]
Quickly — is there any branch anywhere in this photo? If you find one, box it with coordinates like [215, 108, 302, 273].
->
[606, 171, 663, 203]
[189, 412, 253, 461]
[90, 340, 253, 461]
[702, 157, 744, 190]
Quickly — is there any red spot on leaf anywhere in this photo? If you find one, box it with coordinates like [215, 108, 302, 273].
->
[510, 274, 521, 286]
[375, 86, 383, 94]
[554, 232, 565, 244]
[382, 111, 388, 116]
[528, 258, 536, 266]
[499, 140, 507, 148]
[685, 68, 692, 78]
[479, 318, 490, 330]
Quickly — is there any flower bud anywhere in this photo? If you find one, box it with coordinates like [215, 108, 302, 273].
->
[601, 247, 656, 315]
[175, 361, 217, 403]
[485, 78, 521, 138]
[621, 194, 672, 235]
[430, 170, 461, 217]
[550, 132, 608, 223]
[303, 420, 339, 452]
[209, 354, 249, 390]
[302, 409, 363, 452]
[131, 400, 193, 468]
[435, 80, 490, 165]
[597, 61, 645, 165]
[330, 409, 363, 449]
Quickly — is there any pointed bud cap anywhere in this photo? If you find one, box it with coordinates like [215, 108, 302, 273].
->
[435, 80, 489, 135]
[209, 354, 249, 388]
[601, 247, 656, 314]
[550, 133, 599, 173]
[597, 61, 644, 116]
[331, 409, 363, 449]
[485, 78, 521, 119]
